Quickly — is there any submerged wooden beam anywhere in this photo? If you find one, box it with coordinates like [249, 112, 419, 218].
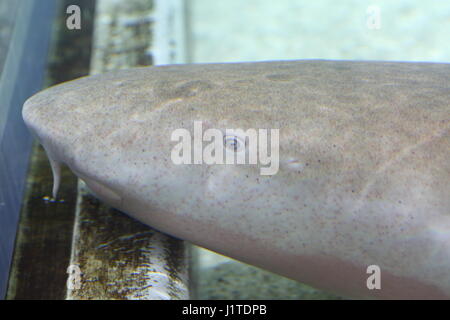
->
[7, 143, 78, 299]
[67, 188, 189, 299]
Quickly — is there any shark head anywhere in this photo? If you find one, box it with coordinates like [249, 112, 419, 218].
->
[22, 60, 450, 299]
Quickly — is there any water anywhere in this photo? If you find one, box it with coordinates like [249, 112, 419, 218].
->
[2, 0, 449, 300]
[190, 0, 450, 63]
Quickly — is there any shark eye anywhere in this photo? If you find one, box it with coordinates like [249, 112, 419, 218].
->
[224, 135, 245, 152]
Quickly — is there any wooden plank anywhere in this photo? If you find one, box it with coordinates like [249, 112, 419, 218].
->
[6, 144, 78, 299]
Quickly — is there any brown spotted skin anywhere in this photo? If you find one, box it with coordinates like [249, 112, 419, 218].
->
[23, 60, 450, 299]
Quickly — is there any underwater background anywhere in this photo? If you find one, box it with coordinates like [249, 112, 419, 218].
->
[1, 0, 449, 299]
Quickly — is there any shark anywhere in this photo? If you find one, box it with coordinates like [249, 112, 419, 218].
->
[22, 60, 450, 299]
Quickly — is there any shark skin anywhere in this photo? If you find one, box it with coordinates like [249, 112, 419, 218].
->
[22, 60, 450, 299]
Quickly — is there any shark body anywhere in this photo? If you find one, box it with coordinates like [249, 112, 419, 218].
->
[22, 60, 450, 299]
